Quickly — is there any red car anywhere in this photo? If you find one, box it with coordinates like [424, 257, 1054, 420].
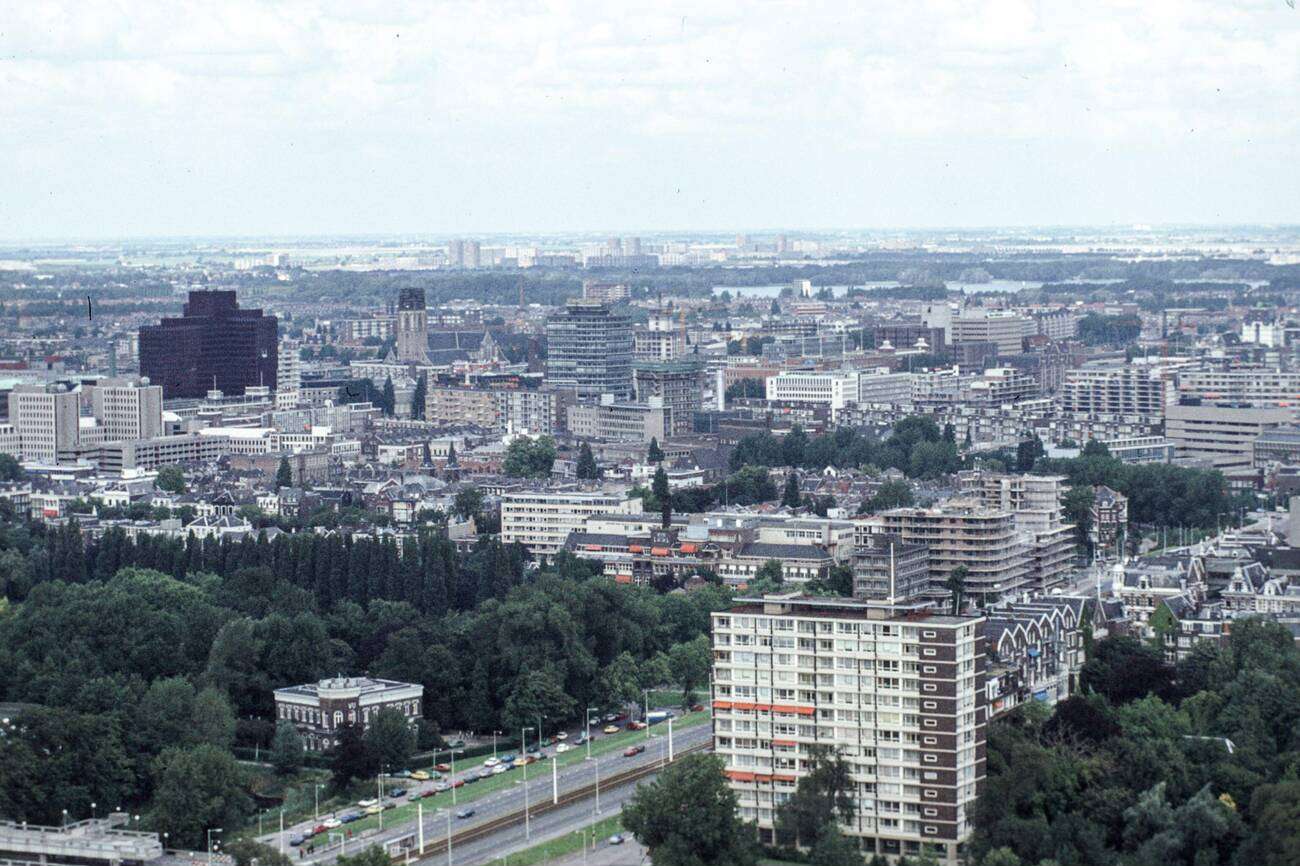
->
[623, 745, 646, 757]
[628, 721, 647, 731]
[690, 704, 704, 712]
[312, 825, 327, 836]
[434, 763, 452, 772]
[451, 779, 465, 788]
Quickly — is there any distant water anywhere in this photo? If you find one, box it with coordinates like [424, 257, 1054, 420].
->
[712, 279, 1040, 298]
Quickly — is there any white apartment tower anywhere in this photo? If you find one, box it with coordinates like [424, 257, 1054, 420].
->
[711, 595, 986, 864]
[88, 378, 164, 442]
[7, 384, 81, 464]
[276, 340, 302, 410]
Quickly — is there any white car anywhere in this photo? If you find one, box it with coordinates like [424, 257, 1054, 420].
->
[555, 742, 572, 753]
[483, 757, 500, 768]
[357, 799, 379, 808]
[555, 731, 568, 740]
[322, 818, 341, 830]
[492, 764, 508, 775]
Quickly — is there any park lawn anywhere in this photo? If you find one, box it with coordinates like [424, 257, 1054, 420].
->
[339, 710, 711, 836]
[500, 815, 625, 866]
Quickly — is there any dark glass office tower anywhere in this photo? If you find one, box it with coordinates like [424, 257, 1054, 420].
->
[139, 290, 278, 398]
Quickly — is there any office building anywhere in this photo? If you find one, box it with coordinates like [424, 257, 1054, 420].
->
[876, 503, 1031, 604]
[139, 290, 278, 399]
[634, 361, 703, 436]
[395, 287, 431, 364]
[964, 368, 1038, 406]
[274, 676, 423, 752]
[950, 310, 1033, 356]
[711, 594, 986, 863]
[6, 383, 81, 463]
[567, 396, 670, 444]
[545, 300, 634, 400]
[1165, 403, 1291, 470]
[86, 378, 163, 443]
[501, 489, 643, 559]
[765, 370, 862, 410]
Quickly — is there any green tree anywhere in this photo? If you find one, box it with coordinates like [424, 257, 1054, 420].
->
[411, 373, 427, 421]
[151, 745, 252, 848]
[808, 824, 862, 866]
[452, 487, 484, 521]
[601, 651, 643, 713]
[502, 436, 557, 479]
[155, 464, 186, 493]
[863, 479, 913, 513]
[575, 442, 601, 479]
[781, 471, 802, 509]
[270, 722, 304, 776]
[330, 722, 371, 791]
[782, 426, 809, 467]
[754, 559, 784, 586]
[623, 753, 757, 866]
[224, 840, 292, 866]
[381, 376, 396, 417]
[648, 437, 665, 463]
[0, 453, 23, 481]
[775, 745, 855, 848]
[275, 457, 293, 490]
[503, 665, 576, 732]
[669, 636, 711, 708]
[653, 464, 673, 528]
[1062, 485, 1094, 553]
[1236, 781, 1300, 866]
[365, 707, 416, 772]
[946, 565, 968, 614]
[191, 687, 236, 750]
[1015, 435, 1045, 472]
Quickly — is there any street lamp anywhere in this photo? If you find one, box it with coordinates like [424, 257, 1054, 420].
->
[207, 828, 223, 866]
[90, 803, 96, 820]
[314, 784, 325, 820]
[521, 725, 533, 756]
[585, 708, 599, 760]
[492, 730, 502, 760]
[643, 688, 654, 740]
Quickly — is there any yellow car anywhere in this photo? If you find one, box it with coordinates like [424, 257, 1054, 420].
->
[603, 724, 620, 734]
[364, 805, 383, 815]
[410, 771, 430, 781]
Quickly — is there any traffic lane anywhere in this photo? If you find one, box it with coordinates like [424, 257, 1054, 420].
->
[264, 721, 707, 847]
[297, 724, 712, 864]
[435, 779, 645, 866]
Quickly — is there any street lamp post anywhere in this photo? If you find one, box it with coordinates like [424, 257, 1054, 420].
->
[643, 688, 653, 740]
[492, 731, 501, 760]
[585, 708, 598, 760]
[207, 828, 223, 866]
[521, 727, 535, 842]
[377, 766, 387, 830]
[314, 784, 324, 820]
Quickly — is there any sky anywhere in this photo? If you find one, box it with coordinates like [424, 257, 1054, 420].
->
[2, 0, 1299, 239]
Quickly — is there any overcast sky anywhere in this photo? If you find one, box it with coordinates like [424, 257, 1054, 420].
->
[3, 0, 1299, 239]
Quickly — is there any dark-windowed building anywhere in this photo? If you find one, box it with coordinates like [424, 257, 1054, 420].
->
[139, 291, 278, 398]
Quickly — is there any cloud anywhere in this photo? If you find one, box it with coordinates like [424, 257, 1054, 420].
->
[0, 0, 1297, 236]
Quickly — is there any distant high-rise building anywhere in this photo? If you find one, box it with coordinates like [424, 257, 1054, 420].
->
[545, 300, 633, 400]
[634, 310, 686, 361]
[634, 361, 703, 436]
[582, 281, 630, 303]
[139, 291, 278, 399]
[623, 237, 642, 256]
[276, 340, 302, 410]
[447, 239, 465, 267]
[465, 240, 481, 269]
[774, 233, 789, 253]
[395, 288, 430, 364]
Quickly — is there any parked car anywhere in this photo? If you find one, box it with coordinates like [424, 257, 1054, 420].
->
[608, 835, 625, 846]
[447, 739, 466, 749]
[483, 757, 500, 768]
[623, 745, 645, 757]
[512, 757, 528, 768]
[450, 779, 464, 789]
[690, 704, 704, 712]
[492, 764, 508, 775]
[463, 773, 480, 784]
[357, 798, 379, 808]
[322, 818, 341, 829]
[408, 792, 423, 801]
[603, 724, 620, 734]
[410, 770, 431, 781]
[455, 808, 475, 820]
[289, 835, 307, 847]
[574, 735, 589, 745]
[526, 749, 543, 761]
[603, 713, 617, 723]
[555, 731, 568, 740]
[555, 743, 572, 754]
[499, 753, 518, 764]
[363, 805, 383, 815]
[434, 763, 451, 772]
[339, 812, 362, 824]
[433, 782, 450, 793]
[388, 788, 406, 798]
[628, 721, 647, 731]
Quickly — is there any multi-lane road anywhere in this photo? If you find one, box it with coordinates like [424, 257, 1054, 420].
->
[261, 719, 712, 866]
